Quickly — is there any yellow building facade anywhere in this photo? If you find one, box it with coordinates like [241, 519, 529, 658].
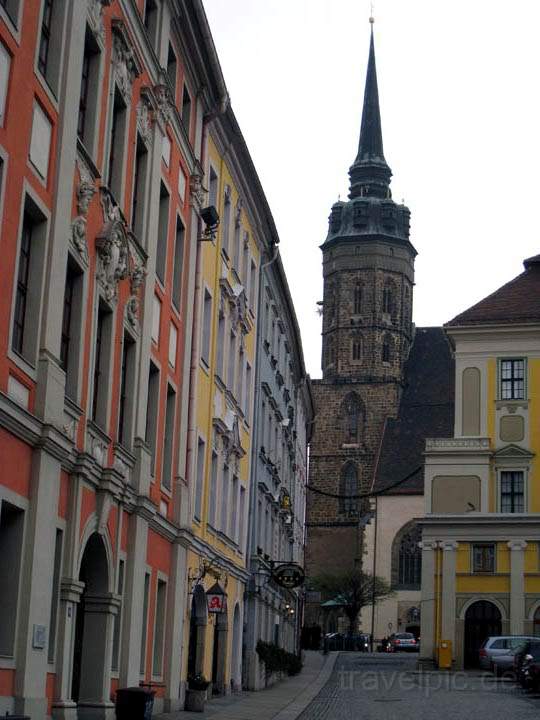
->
[181, 107, 278, 695]
[419, 254, 540, 669]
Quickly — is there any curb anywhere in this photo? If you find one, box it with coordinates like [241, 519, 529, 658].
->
[272, 652, 339, 720]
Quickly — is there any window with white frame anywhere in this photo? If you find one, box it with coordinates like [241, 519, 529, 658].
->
[500, 470, 525, 513]
[222, 187, 231, 256]
[201, 290, 212, 365]
[231, 475, 238, 542]
[499, 359, 526, 400]
[140, 572, 150, 674]
[156, 182, 170, 283]
[118, 331, 136, 447]
[152, 578, 167, 676]
[209, 451, 218, 527]
[194, 438, 205, 520]
[0, 0, 20, 27]
[145, 362, 160, 474]
[0, 42, 10, 127]
[29, 102, 52, 181]
[61, 256, 84, 399]
[91, 301, 113, 428]
[161, 385, 176, 491]
[172, 216, 184, 309]
[131, 135, 149, 239]
[152, 294, 161, 343]
[37, 0, 66, 97]
[78, 26, 101, 154]
[220, 464, 229, 534]
[168, 322, 177, 368]
[208, 166, 218, 208]
[239, 486, 246, 552]
[106, 87, 128, 201]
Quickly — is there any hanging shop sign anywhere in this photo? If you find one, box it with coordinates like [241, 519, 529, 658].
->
[206, 582, 227, 614]
[272, 562, 305, 590]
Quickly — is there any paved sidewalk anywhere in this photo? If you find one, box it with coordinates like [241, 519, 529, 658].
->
[155, 651, 338, 720]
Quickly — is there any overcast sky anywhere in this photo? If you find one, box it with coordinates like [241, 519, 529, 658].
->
[203, 0, 540, 378]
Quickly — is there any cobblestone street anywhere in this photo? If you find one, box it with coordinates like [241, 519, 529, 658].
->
[299, 653, 540, 720]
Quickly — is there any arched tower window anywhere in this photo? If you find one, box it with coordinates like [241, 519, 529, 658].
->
[382, 334, 392, 364]
[351, 335, 363, 363]
[340, 392, 363, 443]
[325, 334, 336, 370]
[392, 522, 422, 589]
[339, 462, 358, 516]
[353, 283, 363, 314]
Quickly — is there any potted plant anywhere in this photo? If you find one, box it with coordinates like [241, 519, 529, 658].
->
[185, 673, 209, 712]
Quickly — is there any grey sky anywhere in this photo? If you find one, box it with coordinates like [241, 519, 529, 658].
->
[204, 0, 540, 378]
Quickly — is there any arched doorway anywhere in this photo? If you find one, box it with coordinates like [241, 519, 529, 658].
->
[231, 604, 242, 692]
[187, 585, 208, 678]
[464, 600, 502, 667]
[72, 533, 114, 711]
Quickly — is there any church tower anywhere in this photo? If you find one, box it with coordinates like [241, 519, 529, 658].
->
[305, 22, 417, 616]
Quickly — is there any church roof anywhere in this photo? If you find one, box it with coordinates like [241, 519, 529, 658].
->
[372, 327, 455, 495]
[446, 254, 540, 327]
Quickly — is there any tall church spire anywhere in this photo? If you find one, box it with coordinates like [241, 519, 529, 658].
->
[349, 23, 392, 200]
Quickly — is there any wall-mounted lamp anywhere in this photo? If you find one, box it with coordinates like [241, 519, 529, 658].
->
[199, 205, 220, 242]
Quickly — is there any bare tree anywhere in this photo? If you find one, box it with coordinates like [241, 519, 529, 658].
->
[313, 569, 394, 635]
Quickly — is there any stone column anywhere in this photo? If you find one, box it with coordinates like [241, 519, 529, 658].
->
[51, 580, 85, 720]
[419, 540, 437, 664]
[508, 540, 527, 636]
[77, 594, 120, 720]
[440, 541, 458, 656]
[162, 543, 188, 713]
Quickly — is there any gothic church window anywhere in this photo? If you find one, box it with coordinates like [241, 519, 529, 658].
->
[339, 462, 358, 516]
[341, 392, 363, 443]
[382, 335, 392, 364]
[353, 283, 362, 314]
[351, 335, 363, 363]
[325, 335, 336, 370]
[392, 522, 422, 589]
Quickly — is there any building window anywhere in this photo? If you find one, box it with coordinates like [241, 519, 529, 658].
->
[339, 462, 358, 516]
[106, 87, 127, 201]
[500, 471, 525, 513]
[227, 331, 236, 390]
[341, 392, 363, 443]
[382, 335, 392, 364]
[220, 465, 229, 534]
[161, 385, 176, 491]
[61, 258, 83, 400]
[194, 438, 205, 520]
[208, 167, 218, 207]
[181, 84, 191, 136]
[325, 335, 336, 370]
[131, 135, 149, 239]
[216, 310, 225, 381]
[143, 0, 158, 50]
[249, 260, 257, 309]
[118, 332, 136, 447]
[351, 335, 363, 363]
[472, 543, 495, 573]
[168, 322, 177, 368]
[201, 290, 212, 366]
[0, 0, 20, 27]
[499, 359, 526, 400]
[172, 217, 184, 309]
[222, 188, 231, 257]
[209, 451, 218, 527]
[397, 524, 422, 588]
[145, 362, 160, 474]
[245, 362, 252, 422]
[152, 294, 161, 344]
[239, 486, 246, 552]
[78, 27, 100, 151]
[156, 182, 170, 283]
[140, 572, 150, 674]
[231, 475, 239, 541]
[91, 303, 112, 427]
[0, 500, 24, 656]
[383, 282, 394, 315]
[166, 43, 177, 100]
[29, 102, 52, 181]
[152, 578, 167, 677]
[38, 0, 63, 93]
[353, 283, 362, 314]
[0, 42, 11, 127]
[12, 199, 47, 364]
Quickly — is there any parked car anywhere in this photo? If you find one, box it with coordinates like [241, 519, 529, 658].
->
[519, 643, 540, 691]
[389, 632, 419, 652]
[479, 636, 538, 671]
[486, 637, 538, 675]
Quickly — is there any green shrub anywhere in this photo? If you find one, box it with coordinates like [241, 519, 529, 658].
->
[256, 640, 303, 677]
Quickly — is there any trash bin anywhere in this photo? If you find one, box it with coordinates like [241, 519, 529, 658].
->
[115, 686, 155, 720]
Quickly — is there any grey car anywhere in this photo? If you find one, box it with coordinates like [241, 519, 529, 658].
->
[479, 636, 538, 671]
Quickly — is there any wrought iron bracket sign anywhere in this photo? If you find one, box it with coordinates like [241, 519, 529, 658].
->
[271, 562, 305, 589]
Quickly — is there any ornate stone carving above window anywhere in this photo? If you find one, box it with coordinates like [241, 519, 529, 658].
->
[111, 19, 142, 104]
[70, 159, 97, 263]
[137, 88, 157, 146]
[154, 76, 174, 130]
[87, 0, 111, 45]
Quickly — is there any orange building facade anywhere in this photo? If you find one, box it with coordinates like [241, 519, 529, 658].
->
[0, 1, 229, 718]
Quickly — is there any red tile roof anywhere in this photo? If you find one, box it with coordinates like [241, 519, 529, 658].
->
[446, 254, 540, 327]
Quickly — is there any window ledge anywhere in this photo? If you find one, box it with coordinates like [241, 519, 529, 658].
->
[496, 399, 528, 411]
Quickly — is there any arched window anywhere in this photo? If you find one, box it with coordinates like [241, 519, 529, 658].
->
[353, 284, 363, 314]
[351, 335, 363, 363]
[382, 335, 392, 364]
[392, 523, 422, 589]
[383, 285, 393, 314]
[340, 462, 358, 516]
[325, 335, 336, 370]
[341, 392, 363, 442]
